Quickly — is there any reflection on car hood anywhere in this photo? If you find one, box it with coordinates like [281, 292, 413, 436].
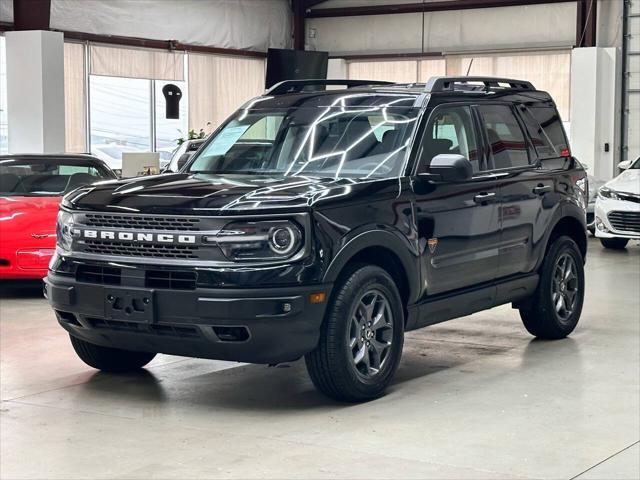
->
[64, 173, 396, 214]
[605, 169, 640, 195]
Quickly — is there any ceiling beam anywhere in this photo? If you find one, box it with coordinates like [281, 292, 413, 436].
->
[306, 0, 570, 18]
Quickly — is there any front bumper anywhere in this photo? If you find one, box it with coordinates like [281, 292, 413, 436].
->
[45, 271, 331, 364]
[594, 197, 640, 239]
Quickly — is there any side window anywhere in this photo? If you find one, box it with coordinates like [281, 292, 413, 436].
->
[417, 105, 480, 174]
[518, 105, 569, 159]
[477, 105, 530, 169]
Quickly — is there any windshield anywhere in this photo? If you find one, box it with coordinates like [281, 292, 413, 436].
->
[0, 158, 113, 197]
[188, 104, 419, 179]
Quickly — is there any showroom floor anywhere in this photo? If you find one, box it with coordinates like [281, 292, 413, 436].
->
[1, 237, 638, 480]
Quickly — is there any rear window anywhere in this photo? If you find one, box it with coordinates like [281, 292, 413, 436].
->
[519, 105, 569, 159]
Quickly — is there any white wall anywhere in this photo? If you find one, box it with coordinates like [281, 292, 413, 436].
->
[1, 0, 292, 52]
[307, 2, 577, 54]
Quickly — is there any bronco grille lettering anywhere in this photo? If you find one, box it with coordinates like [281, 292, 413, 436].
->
[73, 228, 197, 244]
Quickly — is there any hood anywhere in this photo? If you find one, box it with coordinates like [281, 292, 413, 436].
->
[64, 174, 393, 214]
[605, 169, 640, 195]
[0, 195, 60, 244]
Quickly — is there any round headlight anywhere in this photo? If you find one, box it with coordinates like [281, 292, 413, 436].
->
[269, 226, 298, 255]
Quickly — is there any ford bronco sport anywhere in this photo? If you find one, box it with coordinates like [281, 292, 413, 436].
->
[45, 77, 588, 402]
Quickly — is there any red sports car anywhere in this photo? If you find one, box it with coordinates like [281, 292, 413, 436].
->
[0, 154, 117, 280]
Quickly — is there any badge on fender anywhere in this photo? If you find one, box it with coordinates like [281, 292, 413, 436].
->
[428, 238, 438, 254]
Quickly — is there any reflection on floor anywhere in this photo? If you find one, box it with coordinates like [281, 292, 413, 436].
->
[1, 237, 639, 479]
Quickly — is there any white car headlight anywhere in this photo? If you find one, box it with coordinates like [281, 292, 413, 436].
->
[598, 187, 619, 200]
[55, 210, 74, 251]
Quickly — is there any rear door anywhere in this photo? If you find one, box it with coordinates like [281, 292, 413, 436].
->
[413, 103, 500, 296]
[475, 103, 555, 278]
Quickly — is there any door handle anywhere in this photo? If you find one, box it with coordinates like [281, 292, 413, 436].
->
[473, 192, 496, 204]
[533, 185, 552, 195]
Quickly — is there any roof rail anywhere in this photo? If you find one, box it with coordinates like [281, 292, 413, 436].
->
[265, 79, 395, 95]
[425, 76, 535, 93]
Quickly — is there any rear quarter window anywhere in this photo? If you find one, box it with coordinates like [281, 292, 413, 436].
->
[519, 105, 569, 159]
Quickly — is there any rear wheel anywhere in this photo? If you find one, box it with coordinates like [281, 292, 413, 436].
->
[600, 238, 629, 250]
[519, 236, 585, 339]
[305, 265, 404, 402]
[70, 335, 156, 372]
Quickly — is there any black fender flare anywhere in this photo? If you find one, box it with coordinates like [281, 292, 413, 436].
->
[534, 201, 587, 271]
[322, 228, 421, 304]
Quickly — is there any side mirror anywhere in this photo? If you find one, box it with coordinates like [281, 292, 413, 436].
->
[618, 160, 632, 170]
[424, 154, 473, 182]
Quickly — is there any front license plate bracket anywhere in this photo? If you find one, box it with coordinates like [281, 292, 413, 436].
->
[104, 288, 155, 323]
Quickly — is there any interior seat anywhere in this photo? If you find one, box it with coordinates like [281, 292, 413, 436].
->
[65, 173, 98, 193]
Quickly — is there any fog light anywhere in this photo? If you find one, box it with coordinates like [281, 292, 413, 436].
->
[309, 292, 326, 304]
[595, 217, 608, 232]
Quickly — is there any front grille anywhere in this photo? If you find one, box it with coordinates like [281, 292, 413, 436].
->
[87, 317, 201, 338]
[83, 240, 199, 259]
[608, 211, 640, 233]
[83, 213, 201, 231]
[146, 270, 197, 290]
[76, 264, 122, 285]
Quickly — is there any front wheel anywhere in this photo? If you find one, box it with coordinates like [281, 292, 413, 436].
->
[519, 235, 585, 339]
[70, 335, 156, 372]
[600, 238, 629, 250]
[305, 265, 404, 402]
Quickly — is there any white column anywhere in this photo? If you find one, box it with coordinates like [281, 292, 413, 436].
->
[5, 30, 65, 154]
[570, 47, 618, 181]
[327, 58, 347, 79]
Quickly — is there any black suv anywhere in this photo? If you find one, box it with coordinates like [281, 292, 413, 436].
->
[45, 77, 587, 402]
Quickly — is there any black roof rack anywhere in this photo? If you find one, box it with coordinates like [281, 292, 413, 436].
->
[265, 79, 395, 95]
[425, 76, 535, 93]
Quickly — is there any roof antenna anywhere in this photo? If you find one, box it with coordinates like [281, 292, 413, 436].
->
[465, 58, 474, 76]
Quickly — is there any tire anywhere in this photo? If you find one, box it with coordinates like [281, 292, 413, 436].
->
[305, 264, 404, 402]
[600, 238, 629, 250]
[519, 235, 585, 339]
[69, 334, 156, 372]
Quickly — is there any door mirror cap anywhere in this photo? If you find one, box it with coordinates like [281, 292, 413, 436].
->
[618, 160, 632, 170]
[424, 154, 473, 182]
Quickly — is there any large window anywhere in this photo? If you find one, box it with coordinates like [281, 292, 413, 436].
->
[89, 75, 152, 170]
[88, 76, 188, 171]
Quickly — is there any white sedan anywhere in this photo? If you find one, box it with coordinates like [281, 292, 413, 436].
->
[595, 156, 640, 249]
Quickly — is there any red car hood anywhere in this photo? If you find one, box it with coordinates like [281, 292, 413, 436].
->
[0, 195, 61, 248]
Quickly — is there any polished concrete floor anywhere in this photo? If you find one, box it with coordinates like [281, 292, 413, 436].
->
[1, 237, 639, 479]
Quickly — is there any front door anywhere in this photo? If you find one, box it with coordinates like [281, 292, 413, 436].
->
[412, 104, 500, 297]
